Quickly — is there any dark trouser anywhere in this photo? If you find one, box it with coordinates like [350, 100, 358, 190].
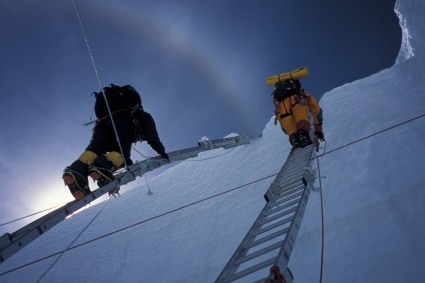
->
[66, 115, 136, 178]
[87, 116, 136, 165]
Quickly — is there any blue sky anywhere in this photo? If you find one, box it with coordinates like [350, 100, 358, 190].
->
[0, 0, 400, 226]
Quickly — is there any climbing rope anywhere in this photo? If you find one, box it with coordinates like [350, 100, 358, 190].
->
[318, 113, 425, 157]
[0, 173, 277, 276]
[311, 112, 425, 282]
[0, 205, 62, 227]
[128, 146, 154, 194]
[5, 110, 423, 238]
[35, 195, 113, 282]
[130, 143, 237, 195]
[315, 155, 325, 283]
[72, 0, 129, 170]
[1, 145, 236, 227]
[3, 112, 424, 278]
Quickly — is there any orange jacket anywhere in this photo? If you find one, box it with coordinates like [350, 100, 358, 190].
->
[273, 90, 323, 132]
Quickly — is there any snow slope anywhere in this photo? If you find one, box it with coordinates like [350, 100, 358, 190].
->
[1, 0, 425, 282]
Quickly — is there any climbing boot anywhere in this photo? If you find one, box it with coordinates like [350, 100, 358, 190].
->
[89, 166, 113, 187]
[297, 129, 312, 148]
[89, 155, 121, 196]
[89, 165, 120, 197]
[63, 168, 91, 200]
[289, 134, 301, 149]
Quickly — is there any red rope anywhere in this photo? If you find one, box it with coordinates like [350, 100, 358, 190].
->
[93, 107, 133, 130]
[316, 156, 325, 283]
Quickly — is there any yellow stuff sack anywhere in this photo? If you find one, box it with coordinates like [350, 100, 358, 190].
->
[266, 67, 309, 86]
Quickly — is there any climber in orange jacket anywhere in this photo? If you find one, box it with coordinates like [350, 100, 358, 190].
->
[272, 79, 324, 148]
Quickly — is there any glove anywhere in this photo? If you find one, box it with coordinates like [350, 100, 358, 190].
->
[314, 131, 325, 141]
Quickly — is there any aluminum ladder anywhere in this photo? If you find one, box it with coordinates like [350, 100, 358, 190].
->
[0, 134, 259, 264]
[216, 144, 316, 283]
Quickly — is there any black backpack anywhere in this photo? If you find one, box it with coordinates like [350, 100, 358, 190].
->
[273, 80, 300, 102]
[94, 84, 142, 119]
[93, 84, 166, 155]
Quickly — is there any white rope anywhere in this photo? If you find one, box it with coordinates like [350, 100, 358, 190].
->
[36, 196, 113, 282]
[72, 0, 129, 170]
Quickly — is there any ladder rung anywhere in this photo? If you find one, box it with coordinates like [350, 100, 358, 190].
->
[274, 172, 304, 185]
[284, 152, 312, 166]
[253, 216, 293, 237]
[264, 202, 298, 218]
[260, 206, 297, 226]
[276, 184, 303, 197]
[2, 135, 261, 265]
[273, 190, 303, 205]
[271, 198, 301, 213]
[265, 183, 304, 206]
[215, 144, 315, 283]
[265, 183, 303, 205]
[235, 240, 283, 265]
[243, 227, 289, 250]
[270, 181, 303, 197]
[280, 161, 308, 174]
[221, 257, 277, 283]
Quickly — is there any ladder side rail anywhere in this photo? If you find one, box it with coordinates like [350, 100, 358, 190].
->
[270, 175, 312, 276]
[268, 148, 316, 278]
[3, 159, 159, 260]
[273, 182, 305, 202]
[215, 202, 273, 282]
[9, 201, 75, 239]
[0, 135, 260, 264]
[9, 160, 153, 241]
[215, 187, 299, 280]
[251, 214, 294, 238]
[223, 257, 277, 283]
[244, 227, 290, 250]
[216, 145, 316, 282]
[259, 202, 300, 226]
[216, 147, 299, 282]
[267, 146, 314, 198]
[0, 177, 124, 263]
[271, 185, 304, 204]
[170, 135, 260, 161]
